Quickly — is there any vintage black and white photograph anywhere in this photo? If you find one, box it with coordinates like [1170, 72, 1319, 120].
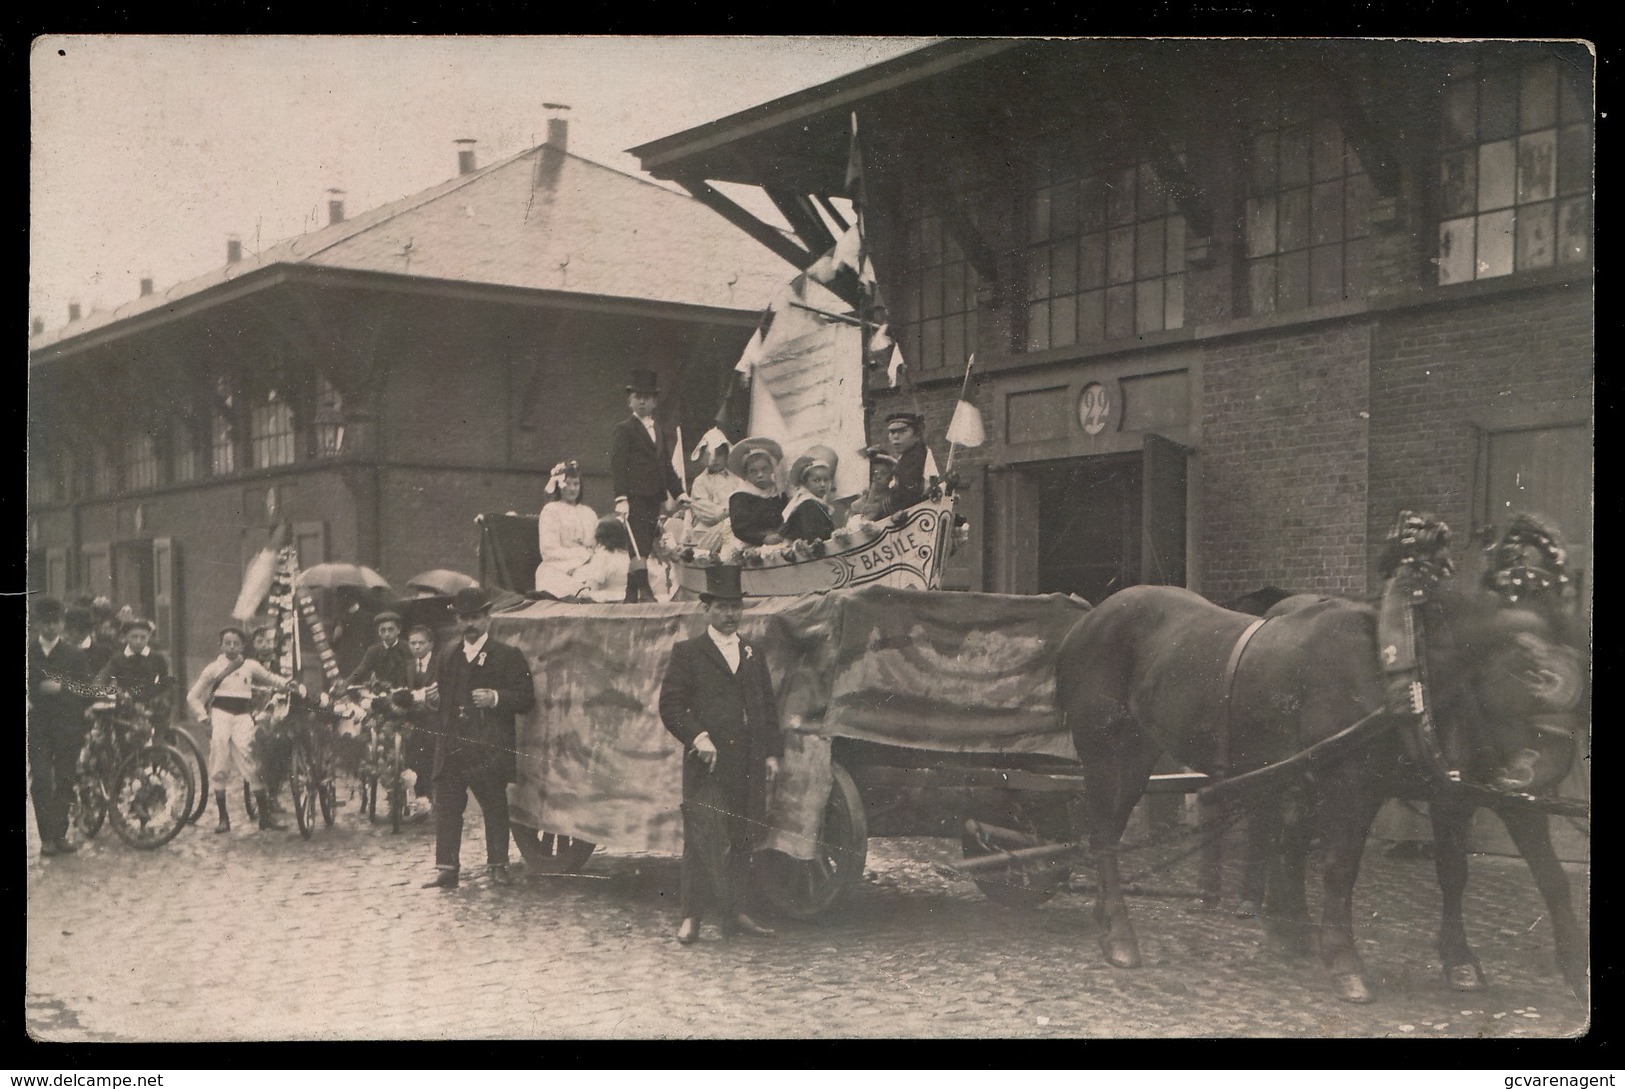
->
[27, 35, 1592, 1041]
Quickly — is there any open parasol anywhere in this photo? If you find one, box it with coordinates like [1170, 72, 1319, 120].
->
[295, 563, 393, 593]
[405, 568, 480, 597]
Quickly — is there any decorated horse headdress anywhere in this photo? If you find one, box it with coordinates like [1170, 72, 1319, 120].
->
[1379, 510, 1453, 584]
[1481, 513, 1573, 605]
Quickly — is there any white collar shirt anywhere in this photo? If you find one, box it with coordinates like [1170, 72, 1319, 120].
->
[706, 627, 741, 673]
[463, 633, 489, 663]
[638, 415, 658, 445]
[123, 645, 151, 658]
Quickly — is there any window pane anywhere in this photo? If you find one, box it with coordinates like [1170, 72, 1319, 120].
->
[1558, 197, 1590, 265]
[1345, 172, 1371, 238]
[1108, 167, 1136, 225]
[1136, 219, 1166, 279]
[1442, 80, 1478, 145]
[1311, 180, 1344, 245]
[1078, 176, 1106, 233]
[1521, 59, 1558, 130]
[1050, 181, 1078, 238]
[1025, 302, 1050, 353]
[921, 216, 942, 263]
[1477, 139, 1516, 209]
[1558, 71, 1586, 122]
[1312, 119, 1345, 181]
[1137, 163, 1166, 217]
[1105, 284, 1135, 340]
[1437, 217, 1477, 284]
[1439, 149, 1479, 217]
[921, 319, 943, 368]
[1279, 188, 1310, 251]
[1279, 249, 1309, 311]
[1250, 130, 1278, 189]
[1024, 250, 1048, 302]
[1279, 125, 1310, 188]
[943, 313, 965, 368]
[1078, 234, 1106, 290]
[922, 266, 944, 317]
[1076, 291, 1105, 344]
[1477, 208, 1515, 278]
[1310, 244, 1345, 306]
[1051, 241, 1077, 297]
[944, 261, 967, 313]
[1517, 129, 1557, 203]
[1245, 196, 1278, 257]
[1135, 279, 1164, 335]
[1050, 293, 1077, 349]
[1165, 214, 1186, 271]
[1558, 124, 1591, 196]
[1345, 238, 1371, 299]
[1479, 68, 1520, 141]
[1164, 273, 1185, 330]
[1516, 201, 1556, 270]
[1107, 226, 1135, 285]
[1249, 259, 1278, 316]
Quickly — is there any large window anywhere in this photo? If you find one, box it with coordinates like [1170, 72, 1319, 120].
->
[897, 203, 981, 374]
[211, 377, 237, 477]
[171, 420, 201, 484]
[87, 444, 117, 497]
[1245, 107, 1371, 314]
[314, 374, 345, 457]
[123, 431, 159, 491]
[250, 387, 297, 469]
[1023, 155, 1187, 351]
[1437, 55, 1591, 284]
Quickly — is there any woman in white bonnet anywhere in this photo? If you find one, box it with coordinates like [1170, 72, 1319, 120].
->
[533, 459, 599, 594]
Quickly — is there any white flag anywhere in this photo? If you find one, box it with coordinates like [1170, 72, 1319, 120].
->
[945, 400, 986, 448]
[671, 425, 686, 488]
[886, 345, 905, 388]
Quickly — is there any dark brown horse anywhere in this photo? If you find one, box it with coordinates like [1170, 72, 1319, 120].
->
[1056, 583, 1584, 1003]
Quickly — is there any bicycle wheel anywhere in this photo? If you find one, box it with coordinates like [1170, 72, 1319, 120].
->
[387, 730, 406, 834]
[73, 777, 108, 839]
[161, 726, 211, 825]
[108, 744, 195, 849]
[290, 736, 318, 839]
[313, 728, 337, 827]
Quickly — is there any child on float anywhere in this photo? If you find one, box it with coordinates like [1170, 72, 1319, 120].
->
[536, 515, 634, 602]
[533, 460, 599, 593]
[726, 437, 788, 549]
[779, 445, 841, 544]
[682, 428, 742, 552]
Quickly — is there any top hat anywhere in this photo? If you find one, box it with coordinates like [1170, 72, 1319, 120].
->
[32, 595, 64, 622]
[884, 411, 925, 432]
[453, 587, 494, 617]
[625, 369, 661, 396]
[727, 436, 784, 480]
[120, 617, 156, 634]
[373, 611, 403, 627]
[699, 565, 746, 602]
[789, 444, 840, 487]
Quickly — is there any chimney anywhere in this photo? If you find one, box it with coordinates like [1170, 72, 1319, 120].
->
[327, 188, 346, 225]
[139, 275, 154, 297]
[543, 103, 570, 152]
[226, 235, 243, 264]
[456, 138, 477, 176]
[536, 104, 571, 192]
[68, 300, 81, 322]
[31, 316, 45, 336]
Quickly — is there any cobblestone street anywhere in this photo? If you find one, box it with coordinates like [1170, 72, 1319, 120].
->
[26, 789, 1590, 1042]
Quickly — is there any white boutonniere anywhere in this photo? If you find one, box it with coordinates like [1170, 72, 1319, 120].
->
[476, 652, 488, 668]
[743, 645, 754, 661]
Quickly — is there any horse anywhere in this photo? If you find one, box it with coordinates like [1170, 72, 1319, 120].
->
[1055, 582, 1585, 1003]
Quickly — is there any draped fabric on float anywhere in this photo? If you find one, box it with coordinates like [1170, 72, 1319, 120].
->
[497, 587, 1089, 859]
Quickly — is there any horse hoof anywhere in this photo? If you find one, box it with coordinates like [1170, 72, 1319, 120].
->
[1100, 938, 1142, 969]
[1332, 974, 1374, 1004]
[1235, 899, 1260, 919]
[1445, 963, 1485, 991]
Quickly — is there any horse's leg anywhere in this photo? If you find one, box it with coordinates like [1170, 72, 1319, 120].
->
[1197, 794, 1228, 910]
[1315, 776, 1386, 1003]
[1498, 807, 1587, 1001]
[1263, 787, 1314, 956]
[1236, 793, 1281, 918]
[1430, 797, 1484, 991]
[1081, 715, 1159, 969]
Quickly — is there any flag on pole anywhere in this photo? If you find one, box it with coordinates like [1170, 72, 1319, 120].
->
[670, 424, 686, 488]
[945, 399, 987, 448]
[846, 112, 865, 211]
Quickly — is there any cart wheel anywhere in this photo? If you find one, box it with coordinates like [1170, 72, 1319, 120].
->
[108, 744, 195, 849]
[512, 826, 598, 873]
[961, 800, 1071, 909]
[756, 760, 867, 920]
[291, 738, 317, 839]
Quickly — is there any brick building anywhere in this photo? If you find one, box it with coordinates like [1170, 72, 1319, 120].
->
[633, 39, 1593, 607]
[28, 124, 787, 679]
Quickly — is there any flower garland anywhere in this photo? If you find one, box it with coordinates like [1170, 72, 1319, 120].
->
[1379, 510, 1453, 584]
[1482, 514, 1572, 604]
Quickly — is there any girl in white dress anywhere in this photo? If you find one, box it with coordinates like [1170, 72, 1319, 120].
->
[533, 460, 600, 594]
[537, 516, 633, 602]
[683, 430, 743, 552]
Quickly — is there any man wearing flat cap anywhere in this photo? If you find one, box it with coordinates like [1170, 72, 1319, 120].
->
[95, 617, 174, 723]
[880, 411, 930, 516]
[422, 586, 535, 889]
[28, 596, 90, 856]
[346, 610, 411, 695]
[610, 369, 688, 602]
[657, 566, 783, 944]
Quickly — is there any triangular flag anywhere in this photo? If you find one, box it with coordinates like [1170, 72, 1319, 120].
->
[887, 346, 906, 389]
[734, 306, 775, 376]
[671, 424, 686, 488]
[945, 399, 987, 448]
[924, 447, 942, 484]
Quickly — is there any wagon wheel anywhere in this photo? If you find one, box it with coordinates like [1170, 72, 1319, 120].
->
[512, 826, 598, 873]
[756, 760, 867, 921]
[961, 796, 1073, 909]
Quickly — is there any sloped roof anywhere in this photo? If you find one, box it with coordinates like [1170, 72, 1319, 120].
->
[32, 144, 793, 353]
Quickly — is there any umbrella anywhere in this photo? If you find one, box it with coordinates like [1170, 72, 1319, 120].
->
[295, 563, 392, 593]
[405, 568, 480, 596]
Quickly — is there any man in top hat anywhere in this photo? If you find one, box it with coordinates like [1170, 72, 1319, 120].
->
[422, 587, 535, 889]
[95, 617, 173, 722]
[29, 596, 90, 856]
[880, 411, 931, 516]
[657, 566, 782, 944]
[345, 610, 411, 696]
[610, 369, 688, 602]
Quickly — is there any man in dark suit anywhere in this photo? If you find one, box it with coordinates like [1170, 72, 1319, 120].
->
[402, 623, 441, 811]
[657, 567, 782, 943]
[95, 617, 173, 722]
[880, 411, 931, 515]
[610, 368, 688, 602]
[422, 588, 535, 889]
[28, 596, 90, 856]
[345, 610, 411, 694]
